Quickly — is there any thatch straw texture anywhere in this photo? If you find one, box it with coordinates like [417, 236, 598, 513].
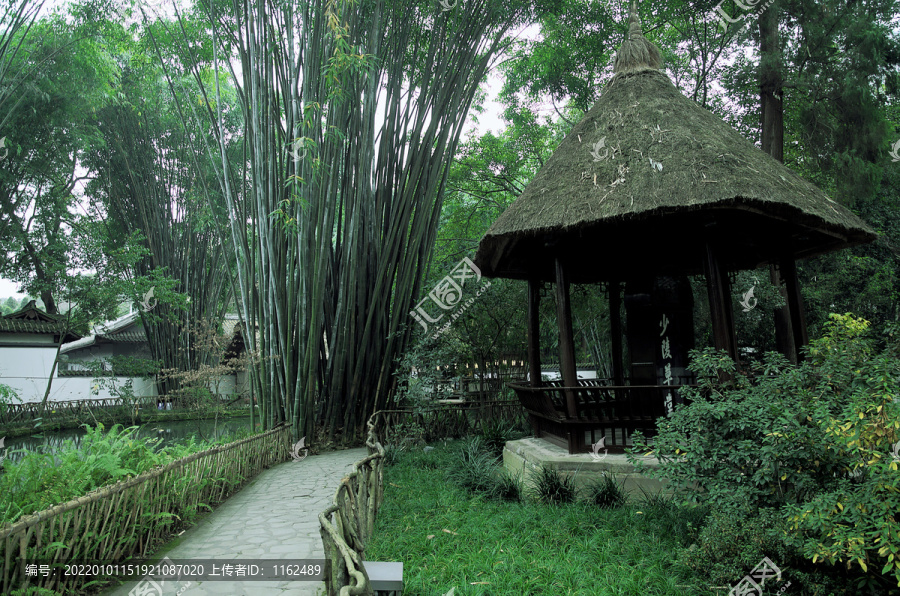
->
[613, 2, 662, 75]
[475, 38, 875, 281]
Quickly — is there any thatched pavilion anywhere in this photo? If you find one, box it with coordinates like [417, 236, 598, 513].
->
[474, 4, 875, 454]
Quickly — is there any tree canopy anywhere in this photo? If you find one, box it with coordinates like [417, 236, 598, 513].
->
[0, 0, 897, 438]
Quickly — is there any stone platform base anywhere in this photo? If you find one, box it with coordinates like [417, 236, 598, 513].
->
[503, 437, 672, 497]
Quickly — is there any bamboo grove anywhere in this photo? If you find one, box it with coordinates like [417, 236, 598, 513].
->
[87, 65, 234, 397]
[143, 0, 543, 441]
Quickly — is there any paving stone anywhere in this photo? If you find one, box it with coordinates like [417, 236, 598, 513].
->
[101, 448, 365, 596]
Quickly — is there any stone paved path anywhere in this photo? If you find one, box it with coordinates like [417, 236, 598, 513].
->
[103, 447, 367, 596]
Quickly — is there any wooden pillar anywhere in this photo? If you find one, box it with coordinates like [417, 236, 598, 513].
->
[779, 255, 809, 361]
[609, 281, 625, 386]
[554, 258, 579, 421]
[770, 264, 796, 364]
[527, 278, 542, 387]
[703, 240, 738, 362]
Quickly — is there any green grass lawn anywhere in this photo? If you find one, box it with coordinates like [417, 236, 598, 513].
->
[366, 442, 717, 596]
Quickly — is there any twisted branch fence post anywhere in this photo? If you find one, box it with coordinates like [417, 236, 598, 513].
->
[0, 425, 292, 594]
[317, 400, 524, 595]
[319, 412, 385, 596]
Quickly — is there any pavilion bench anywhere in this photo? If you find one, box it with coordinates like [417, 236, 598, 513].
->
[508, 379, 694, 453]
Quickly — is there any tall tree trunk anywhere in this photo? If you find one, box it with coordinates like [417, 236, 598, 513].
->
[759, 4, 797, 363]
[759, 5, 783, 162]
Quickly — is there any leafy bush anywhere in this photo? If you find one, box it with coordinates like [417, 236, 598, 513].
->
[678, 506, 791, 587]
[629, 347, 845, 509]
[480, 418, 526, 458]
[783, 317, 900, 592]
[630, 313, 900, 589]
[587, 472, 626, 509]
[382, 443, 401, 467]
[0, 425, 165, 522]
[678, 505, 856, 595]
[178, 385, 216, 410]
[445, 436, 498, 495]
[530, 465, 576, 504]
[390, 420, 427, 449]
[393, 340, 465, 409]
[0, 383, 21, 423]
[0, 423, 244, 525]
[492, 468, 523, 502]
[0, 382, 20, 406]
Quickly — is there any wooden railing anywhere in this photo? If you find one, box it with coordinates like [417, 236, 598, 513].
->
[0, 395, 239, 426]
[377, 399, 524, 444]
[0, 396, 157, 425]
[0, 425, 292, 594]
[316, 401, 524, 595]
[431, 369, 528, 398]
[319, 412, 385, 596]
[509, 379, 696, 453]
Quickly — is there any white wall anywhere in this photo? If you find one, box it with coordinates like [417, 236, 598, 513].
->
[0, 345, 61, 402]
[49, 375, 159, 402]
[63, 343, 151, 370]
[1, 347, 247, 404]
[0, 345, 158, 403]
[5, 373, 245, 404]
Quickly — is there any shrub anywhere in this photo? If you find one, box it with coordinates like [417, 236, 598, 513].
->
[0, 424, 166, 523]
[382, 444, 401, 467]
[385, 419, 427, 449]
[446, 437, 498, 494]
[530, 465, 576, 504]
[586, 472, 626, 509]
[178, 385, 217, 410]
[0, 423, 245, 525]
[393, 340, 465, 409]
[677, 506, 792, 587]
[0, 383, 21, 426]
[0, 382, 20, 406]
[629, 347, 846, 510]
[630, 313, 900, 589]
[677, 505, 856, 595]
[491, 468, 522, 502]
[480, 418, 525, 458]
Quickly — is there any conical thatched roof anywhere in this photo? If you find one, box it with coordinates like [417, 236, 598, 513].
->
[475, 9, 875, 283]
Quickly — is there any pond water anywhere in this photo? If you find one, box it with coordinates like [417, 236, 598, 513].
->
[1, 416, 256, 461]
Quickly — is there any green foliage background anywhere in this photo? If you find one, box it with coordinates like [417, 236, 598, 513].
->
[631, 315, 900, 591]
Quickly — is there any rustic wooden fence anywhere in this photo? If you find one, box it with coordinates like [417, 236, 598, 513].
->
[377, 399, 524, 445]
[429, 360, 528, 399]
[0, 424, 291, 594]
[319, 412, 385, 596]
[0, 396, 158, 426]
[317, 400, 525, 595]
[0, 394, 241, 427]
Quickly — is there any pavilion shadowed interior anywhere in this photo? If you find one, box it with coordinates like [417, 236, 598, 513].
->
[474, 2, 875, 454]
